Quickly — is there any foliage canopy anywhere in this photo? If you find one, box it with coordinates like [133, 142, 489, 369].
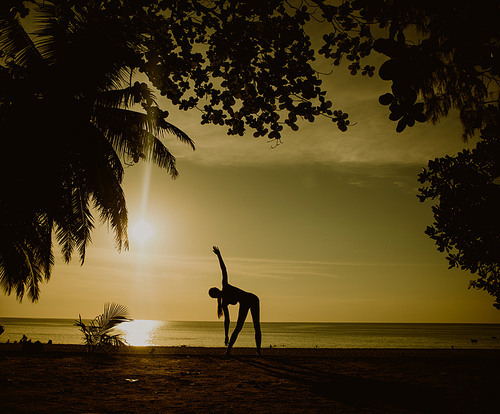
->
[418, 112, 500, 308]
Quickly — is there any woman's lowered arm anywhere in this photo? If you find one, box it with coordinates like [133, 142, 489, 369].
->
[223, 306, 230, 345]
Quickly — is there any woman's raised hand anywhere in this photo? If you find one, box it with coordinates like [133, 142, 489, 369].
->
[212, 246, 220, 255]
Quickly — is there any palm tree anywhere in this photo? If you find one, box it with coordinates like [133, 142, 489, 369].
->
[0, 1, 195, 301]
[75, 302, 132, 353]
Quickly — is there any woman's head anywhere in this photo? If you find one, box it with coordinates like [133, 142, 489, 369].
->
[208, 287, 223, 318]
[208, 287, 221, 298]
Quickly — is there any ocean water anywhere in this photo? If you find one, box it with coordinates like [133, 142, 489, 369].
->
[1, 318, 500, 349]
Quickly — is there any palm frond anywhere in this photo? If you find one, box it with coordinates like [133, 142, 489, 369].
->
[93, 106, 156, 136]
[93, 87, 139, 109]
[81, 125, 129, 251]
[95, 106, 194, 146]
[158, 117, 196, 150]
[31, 2, 66, 67]
[0, 242, 26, 300]
[54, 216, 75, 264]
[94, 108, 180, 177]
[89, 169, 128, 252]
[21, 244, 44, 302]
[0, 211, 54, 302]
[51, 122, 127, 259]
[99, 302, 132, 331]
[140, 129, 179, 177]
[54, 184, 94, 265]
[0, 242, 45, 302]
[93, 83, 158, 110]
[92, 182, 128, 252]
[35, 212, 54, 278]
[73, 186, 94, 264]
[0, 13, 44, 69]
[92, 106, 194, 173]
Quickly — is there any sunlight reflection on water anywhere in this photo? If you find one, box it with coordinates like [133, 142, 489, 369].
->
[117, 319, 162, 346]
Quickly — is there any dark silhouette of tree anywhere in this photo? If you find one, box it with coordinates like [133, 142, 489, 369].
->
[138, 0, 498, 141]
[3, 1, 498, 140]
[418, 110, 500, 308]
[0, 1, 194, 301]
[342, 0, 499, 307]
[365, 0, 499, 138]
[1, 1, 499, 304]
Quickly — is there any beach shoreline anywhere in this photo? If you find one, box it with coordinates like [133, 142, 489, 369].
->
[2, 344, 499, 413]
[3, 341, 500, 355]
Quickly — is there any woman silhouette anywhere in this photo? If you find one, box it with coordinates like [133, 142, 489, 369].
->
[208, 246, 261, 355]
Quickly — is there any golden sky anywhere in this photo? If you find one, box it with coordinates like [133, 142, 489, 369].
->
[2, 56, 499, 323]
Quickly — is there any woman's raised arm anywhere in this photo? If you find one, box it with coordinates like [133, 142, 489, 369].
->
[213, 246, 228, 285]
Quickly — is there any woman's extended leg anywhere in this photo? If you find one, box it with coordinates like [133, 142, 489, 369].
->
[226, 305, 249, 355]
[250, 298, 261, 355]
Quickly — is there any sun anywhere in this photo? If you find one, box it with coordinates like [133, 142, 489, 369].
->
[130, 219, 153, 245]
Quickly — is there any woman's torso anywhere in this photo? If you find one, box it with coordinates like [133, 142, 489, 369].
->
[222, 283, 257, 307]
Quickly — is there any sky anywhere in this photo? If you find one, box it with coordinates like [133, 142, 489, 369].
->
[2, 43, 500, 324]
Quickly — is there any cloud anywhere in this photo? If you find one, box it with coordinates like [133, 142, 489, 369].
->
[161, 74, 473, 170]
[63, 248, 433, 286]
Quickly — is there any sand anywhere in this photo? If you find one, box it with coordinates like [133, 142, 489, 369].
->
[1, 344, 499, 413]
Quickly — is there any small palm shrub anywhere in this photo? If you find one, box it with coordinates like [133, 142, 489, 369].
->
[75, 303, 132, 353]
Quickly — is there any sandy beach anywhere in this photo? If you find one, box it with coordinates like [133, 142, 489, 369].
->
[1, 344, 499, 413]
